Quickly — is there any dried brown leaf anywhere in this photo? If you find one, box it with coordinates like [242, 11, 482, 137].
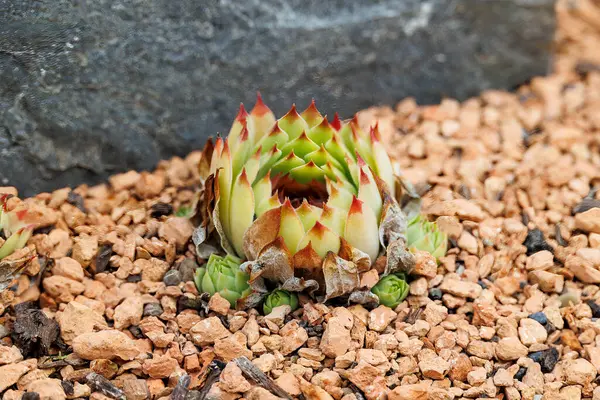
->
[322, 252, 360, 301]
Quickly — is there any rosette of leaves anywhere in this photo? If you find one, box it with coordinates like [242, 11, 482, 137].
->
[406, 214, 447, 259]
[0, 195, 37, 291]
[371, 273, 409, 309]
[263, 289, 299, 315]
[195, 94, 415, 308]
[194, 253, 252, 308]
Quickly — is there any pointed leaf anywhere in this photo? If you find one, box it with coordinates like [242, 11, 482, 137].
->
[229, 169, 255, 257]
[308, 117, 335, 145]
[297, 221, 340, 259]
[289, 161, 326, 184]
[278, 104, 309, 140]
[296, 200, 321, 231]
[280, 131, 320, 159]
[358, 167, 383, 221]
[345, 196, 380, 264]
[278, 199, 305, 254]
[249, 92, 276, 141]
[301, 99, 324, 128]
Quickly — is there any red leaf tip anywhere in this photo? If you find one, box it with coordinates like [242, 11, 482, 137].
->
[236, 103, 248, 122]
[251, 91, 272, 116]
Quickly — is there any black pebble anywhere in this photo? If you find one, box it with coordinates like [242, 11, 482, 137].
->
[587, 300, 600, 318]
[23, 393, 40, 400]
[150, 202, 174, 218]
[477, 280, 487, 289]
[61, 380, 74, 396]
[127, 274, 142, 283]
[163, 269, 182, 286]
[529, 312, 547, 325]
[528, 347, 559, 373]
[178, 258, 199, 283]
[429, 288, 443, 300]
[128, 325, 144, 339]
[143, 303, 163, 317]
[523, 229, 553, 256]
[514, 367, 527, 381]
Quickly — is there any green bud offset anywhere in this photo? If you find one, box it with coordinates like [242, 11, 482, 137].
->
[263, 289, 299, 315]
[193, 94, 446, 309]
[194, 254, 252, 308]
[370, 273, 409, 309]
[406, 214, 448, 260]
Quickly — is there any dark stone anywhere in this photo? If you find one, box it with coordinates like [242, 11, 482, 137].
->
[12, 305, 60, 358]
[127, 274, 142, 283]
[529, 312, 547, 325]
[128, 325, 143, 339]
[523, 229, 553, 256]
[61, 380, 75, 397]
[22, 393, 40, 400]
[514, 366, 527, 381]
[429, 288, 443, 300]
[178, 258, 199, 283]
[143, 303, 163, 317]
[587, 300, 600, 318]
[163, 269, 182, 286]
[528, 347, 559, 373]
[572, 197, 600, 215]
[0, 0, 555, 196]
[150, 202, 174, 218]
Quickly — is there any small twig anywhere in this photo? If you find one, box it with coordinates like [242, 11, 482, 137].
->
[171, 374, 191, 400]
[86, 372, 125, 399]
[198, 360, 225, 399]
[234, 356, 293, 399]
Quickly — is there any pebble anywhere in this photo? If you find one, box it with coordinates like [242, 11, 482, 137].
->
[496, 337, 529, 360]
[56, 301, 108, 344]
[190, 316, 231, 346]
[162, 269, 182, 286]
[320, 317, 352, 358]
[72, 330, 141, 361]
[143, 303, 163, 317]
[529, 347, 559, 373]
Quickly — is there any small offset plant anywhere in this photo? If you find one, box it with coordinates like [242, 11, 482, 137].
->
[195, 94, 424, 309]
[0, 196, 35, 260]
[194, 253, 252, 308]
[370, 273, 409, 309]
[406, 214, 448, 259]
[263, 289, 299, 315]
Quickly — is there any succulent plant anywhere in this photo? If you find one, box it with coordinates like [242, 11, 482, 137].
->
[370, 273, 409, 309]
[194, 253, 252, 308]
[195, 94, 414, 306]
[0, 195, 35, 260]
[263, 289, 299, 315]
[406, 214, 447, 259]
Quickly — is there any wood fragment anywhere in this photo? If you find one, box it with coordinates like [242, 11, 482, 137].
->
[171, 374, 191, 400]
[86, 372, 125, 399]
[234, 356, 293, 399]
[197, 360, 225, 399]
[12, 302, 60, 358]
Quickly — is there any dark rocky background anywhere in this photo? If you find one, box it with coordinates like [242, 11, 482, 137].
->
[1, 0, 555, 196]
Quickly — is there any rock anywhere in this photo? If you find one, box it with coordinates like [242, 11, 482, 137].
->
[265, 305, 292, 327]
[529, 347, 559, 373]
[440, 278, 482, 299]
[320, 317, 352, 358]
[496, 337, 528, 360]
[142, 355, 179, 378]
[214, 332, 252, 362]
[218, 362, 252, 393]
[56, 301, 107, 344]
[528, 270, 564, 293]
[0, 360, 36, 392]
[143, 303, 163, 317]
[72, 235, 98, 268]
[139, 258, 170, 282]
[565, 358, 597, 385]
[0, 1, 555, 196]
[448, 353, 472, 382]
[121, 379, 149, 400]
[388, 384, 429, 400]
[245, 387, 286, 400]
[0, 345, 22, 365]
[207, 293, 231, 316]
[566, 255, 600, 283]
[42, 275, 85, 302]
[518, 318, 548, 345]
[368, 305, 397, 332]
[72, 330, 140, 360]
[26, 378, 66, 400]
[162, 269, 182, 286]
[53, 257, 85, 281]
[575, 208, 600, 233]
[523, 229, 553, 255]
[190, 316, 231, 346]
[526, 250, 554, 271]
[158, 217, 193, 250]
[275, 373, 301, 396]
[280, 320, 308, 355]
[113, 296, 144, 330]
[419, 356, 450, 379]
